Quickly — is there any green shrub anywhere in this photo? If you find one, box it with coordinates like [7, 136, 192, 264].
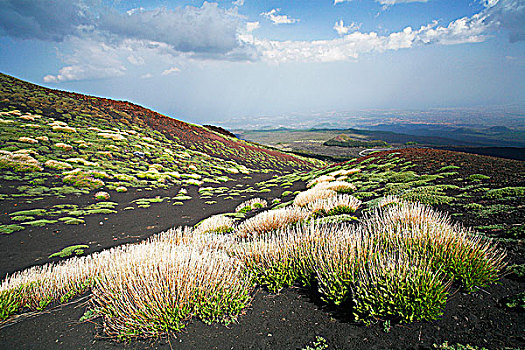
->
[401, 186, 453, 205]
[58, 217, 85, 225]
[467, 174, 490, 182]
[353, 255, 450, 324]
[437, 165, 460, 172]
[0, 224, 24, 234]
[63, 171, 104, 189]
[501, 292, 525, 310]
[9, 209, 47, 217]
[433, 342, 487, 350]
[49, 244, 89, 258]
[10, 215, 35, 222]
[485, 187, 525, 199]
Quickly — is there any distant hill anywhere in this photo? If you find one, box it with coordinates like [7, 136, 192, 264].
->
[324, 134, 388, 148]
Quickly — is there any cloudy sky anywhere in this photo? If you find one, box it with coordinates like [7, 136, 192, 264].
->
[0, 0, 524, 124]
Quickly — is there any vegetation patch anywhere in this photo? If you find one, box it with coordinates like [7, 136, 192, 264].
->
[49, 245, 89, 259]
[0, 224, 24, 234]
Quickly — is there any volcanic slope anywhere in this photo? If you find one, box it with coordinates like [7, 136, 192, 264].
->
[0, 73, 323, 275]
[0, 74, 523, 350]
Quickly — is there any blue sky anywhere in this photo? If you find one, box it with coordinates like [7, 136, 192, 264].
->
[0, 0, 524, 125]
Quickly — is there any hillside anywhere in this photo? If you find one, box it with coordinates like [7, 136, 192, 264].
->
[0, 75, 523, 350]
[0, 73, 323, 274]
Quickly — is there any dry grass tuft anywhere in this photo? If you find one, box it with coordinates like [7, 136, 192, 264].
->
[17, 137, 38, 144]
[55, 143, 73, 151]
[98, 132, 127, 141]
[313, 181, 356, 193]
[235, 207, 310, 239]
[44, 159, 73, 170]
[361, 202, 506, 291]
[195, 215, 235, 234]
[329, 168, 360, 177]
[307, 194, 362, 216]
[294, 187, 336, 207]
[0, 227, 249, 335]
[0, 151, 42, 172]
[52, 125, 76, 133]
[307, 175, 336, 188]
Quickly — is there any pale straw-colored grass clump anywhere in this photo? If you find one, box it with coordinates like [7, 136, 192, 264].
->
[293, 187, 336, 207]
[329, 168, 360, 177]
[307, 175, 336, 188]
[52, 125, 77, 133]
[235, 207, 310, 239]
[0, 151, 42, 172]
[307, 194, 362, 216]
[235, 198, 268, 212]
[55, 143, 73, 151]
[194, 215, 235, 234]
[98, 132, 127, 141]
[17, 136, 39, 144]
[313, 180, 357, 193]
[44, 159, 73, 170]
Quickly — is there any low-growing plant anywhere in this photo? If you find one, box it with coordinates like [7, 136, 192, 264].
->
[10, 215, 35, 222]
[58, 217, 85, 225]
[0, 151, 42, 172]
[49, 245, 89, 259]
[433, 342, 488, 350]
[94, 191, 110, 200]
[501, 291, 525, 310]
[484, 186, 525, 199]
[63, 170, 105, 189]
[235, 198, 268, 213]
[235, 207, 310, 238]
[195, 215, 235, 234]
[307, 194, 362, 217]
[91, 244, 252, 339]
[294, 187, 336, 207]
[437, 165, 460, 172]
[0, 224, 25, 234]
[300, 336, 328, 350]
[22, 219, 57, 227]
[467, 174, 490, 182]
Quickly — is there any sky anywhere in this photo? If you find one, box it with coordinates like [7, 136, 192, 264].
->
[0, 0, 524, 125]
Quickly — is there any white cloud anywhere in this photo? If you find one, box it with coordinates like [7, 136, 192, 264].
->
[261, 9, 299, 25]
[233, 0, 245, 6]
[377, 0, 428, 6]
[333, 20, 360, 35]
[246, 21, 260, 32]
[27, 0, 525, 82]
[252, 15, 491, 64]
[161, 67, 181, 76]
[140, 73, 153, 79]
[334, 0, 352, 4]
[43, 64, 126, 83]
[483, 0, 525, 42]
[127, 55, 144, 65]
